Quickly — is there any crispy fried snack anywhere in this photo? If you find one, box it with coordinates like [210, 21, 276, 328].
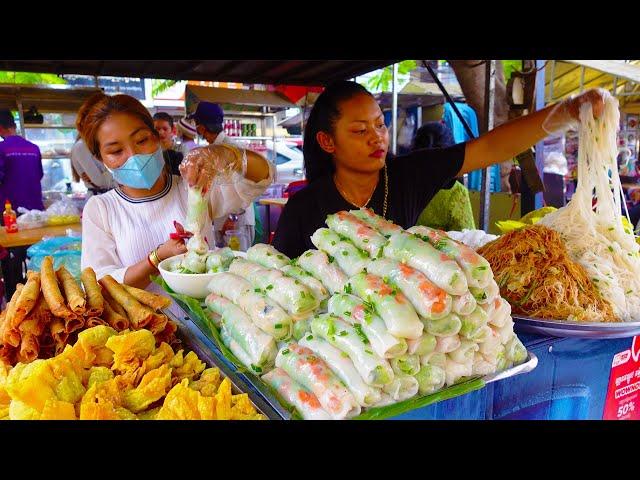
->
[56, 265, 86, 315]
[80, 268, 104, 317]
[99, 276, 153, 328]
[101, 300, 129, 331]
[40, 257, 75, 319]
[12, 272, 40, 329]
[86, 317, 109, 328]
[122, 285, 171, 311]
[2, 284, 24, 347]
[102, 289, 127, 318]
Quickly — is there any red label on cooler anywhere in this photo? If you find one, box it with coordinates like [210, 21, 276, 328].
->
[603, 336, 640, 420]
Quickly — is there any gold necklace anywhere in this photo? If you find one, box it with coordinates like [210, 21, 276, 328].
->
[334, 165, 389, 219]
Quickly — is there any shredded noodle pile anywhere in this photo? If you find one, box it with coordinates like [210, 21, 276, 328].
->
[478, 225, 618, 322]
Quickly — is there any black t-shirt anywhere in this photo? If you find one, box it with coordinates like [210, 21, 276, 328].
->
[163, 149, 184, 176]
[272, 142, 466, 258]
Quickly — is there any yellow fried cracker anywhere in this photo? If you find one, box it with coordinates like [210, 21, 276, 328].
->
[122, 364, 172, 413]
[172, 351, 205, 383]
[137, 407, 160, 420]
[40, 399, 77, 420]
[156, 379, 216, 420]
[215, 377, 232, 420]
[106, 329, 156, 373]
[9, 399, 40, 420]
[87, 367, 114, 389]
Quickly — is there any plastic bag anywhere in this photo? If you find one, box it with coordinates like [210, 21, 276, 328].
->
[27, 235, 82, 280]
[179, 144, 246, 191]
[16, 207, 47, 230]
[45, 196, 81, 226]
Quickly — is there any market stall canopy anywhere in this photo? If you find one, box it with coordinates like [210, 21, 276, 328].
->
[0, 84, 102, 112]
[375, 80, 464, 110]
[0, 60, 397, 86]
[545, 60, 640, 112]
[185, 85, 296, 113]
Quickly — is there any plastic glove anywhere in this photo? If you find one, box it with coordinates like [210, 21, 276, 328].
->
[179, 144, 245, 193]
[542, 88, 607, 135]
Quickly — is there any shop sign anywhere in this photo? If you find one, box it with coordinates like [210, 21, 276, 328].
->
[603, 336, 640, 420]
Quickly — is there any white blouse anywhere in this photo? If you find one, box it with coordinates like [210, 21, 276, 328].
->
[81, 169, 272, 292]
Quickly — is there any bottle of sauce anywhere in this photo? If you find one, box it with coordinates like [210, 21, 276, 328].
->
[3, 200, 18, 234]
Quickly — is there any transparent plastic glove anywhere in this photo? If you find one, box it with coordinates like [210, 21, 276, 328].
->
[542, 88, 607, 136]
[179, 144, 246, 193]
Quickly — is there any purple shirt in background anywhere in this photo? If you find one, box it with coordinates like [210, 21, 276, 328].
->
[0, 135, 45, 211]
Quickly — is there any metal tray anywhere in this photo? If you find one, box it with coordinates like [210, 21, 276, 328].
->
[513, 314, 640, 339]
[168, 310, 283, 420]
[173, 300, 538, 419]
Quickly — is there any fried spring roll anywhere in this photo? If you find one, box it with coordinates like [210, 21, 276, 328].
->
[0, 343, 16, 366]
[50, 318, 68, 347]
[102, 289, 128, 318]
[102, 300, 129, 331]
[86, 317, 109, 328]
[18, 333, 39, 363]
[2, 284, 24, 347]
[12, 271, 41, 328]
[148, 313, 168, 335]
[80, 267, 104, 317]
[99, 276, 153, 328]
[122, 284, 171, 311]
[56, 265, 86, 315]
[64, 315, 85, 334]
[40, 256, 75, 319]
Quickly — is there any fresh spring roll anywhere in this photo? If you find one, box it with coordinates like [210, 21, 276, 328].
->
[452, 291, 477, 316]
[300, 334, 381, 407]
[349, 272, 423, 340]
[228, 257, 264, 278]
[247, 244, 291, 269]
[472, 352, 497, 376]
[207, 272, 252, 303]
[370, 392, 396, 408]
[425, 312, 462, 337]
[182, 250, 207, 273]
[275, 343, 361, 420]
[384, 231, 467, 295]
[407, 334, 437, 356]
[407, 225, 492, 289]
[444, 356, 474, 386]
[297, 250, 348, 295]
[449, 340, 480, 364]
[469, 279, 500, 306]
[311, 228, 369, 277]
[184, 186, 208, 254]
[261, 367, 332, 420]
[390, 354, 421, 377]
[325, 211, 387, 257]
[205, 247, 235, 273]
[235, 291, 293, 341]
[280, 265, 329, 304]
[479, 326, 503, 356]
[220, 326, 254, 371]
[467, 325, 493, 343]
[435, 335, 461, 354]
[231, 259, 319, 318]
[497, 316, 515, 344]
[366, 257, 452, 320]
[349, 207, 402, 238]
[460, 306, 489, 339]
[415, 364, 446, 395]
[505, 334, 528, 364]
[420, 351, 447, 369]
[488, 298, 512, 328]
[382, 375, 419, 402]
[206, 294, 277, 371]
[327, 293, 407, 359]
[310, 314, 394, 388]
[292, 316, 311, 341]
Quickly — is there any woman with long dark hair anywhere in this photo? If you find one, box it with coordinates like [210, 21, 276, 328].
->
[272, 81, 603, 258]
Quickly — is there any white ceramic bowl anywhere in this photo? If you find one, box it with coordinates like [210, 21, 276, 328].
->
[158, 250, 246, 299]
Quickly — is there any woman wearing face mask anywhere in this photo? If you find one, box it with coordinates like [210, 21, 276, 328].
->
[272, 81, 605, 258]
[77, 93, 273, 290]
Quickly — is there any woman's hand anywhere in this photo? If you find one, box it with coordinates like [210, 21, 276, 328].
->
[156, 237, 187, 261]
[566, 89, 606, 121]
[179, 145, 241, 193]
[542, 88, 607, 135]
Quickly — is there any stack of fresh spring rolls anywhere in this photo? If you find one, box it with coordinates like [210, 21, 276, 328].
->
[204, 208, 528, 420]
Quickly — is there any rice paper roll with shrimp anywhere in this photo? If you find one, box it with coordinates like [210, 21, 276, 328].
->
[297, 250, 348, 295]
[328, 293, 407, 359]
[414, 364, 446, 395]
[280, 265, 329, 304]
[182, 250, 207, 274]
[291, 316, 312, 341]
[220, 327, 255, 372]
[389, 354, 421, 377]
[275, 343, 360, 419]
[349, 207, 402, 238]
[384, 231, 468, 295]
[469, 279, 500, 306]
[435, 334, 461, 354]
[504, 334, 528, 364]
[349, 272, 423, 340]
[207, 272, 252, 303]
[325, 211, 387, 257]
[261, 367, 331, 420]
[408, 225, 492, 289]
[488, 298, 512, 328]
[449, 340, 480, 364]
[299, 334, 381, 407]
[472, 352, 497, 376]
[247, 244, 291, 269]
[311, 228, 369, 276]
[452, 291, 477, 316]
[310, 314, 394, 388]
[444, 356, 474, 386]
[407, 334, 437, 356]
[460, 306, 489, 339]
[382, 375, 419, 402]
[425, 312, 462, 337]
[366, 257, 452, 320]
[420, 351, 447, 369]
[205, 248, 235, 273]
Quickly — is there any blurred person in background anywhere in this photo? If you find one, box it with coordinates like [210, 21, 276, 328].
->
[70, 136, 116, 194]
[188, 101, 257, 246]
[153, 112, 183, 176]
[177, 117, 198, 156]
